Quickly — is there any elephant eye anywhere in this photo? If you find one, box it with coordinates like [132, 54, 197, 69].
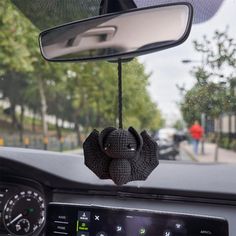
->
[127, 144, 135, 151]
[104, 143, 111, 150]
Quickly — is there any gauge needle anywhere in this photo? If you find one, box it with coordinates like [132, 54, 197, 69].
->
[7, 214, 23, 226]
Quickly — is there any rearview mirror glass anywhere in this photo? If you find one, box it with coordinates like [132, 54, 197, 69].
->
[39, 3, 193, 62]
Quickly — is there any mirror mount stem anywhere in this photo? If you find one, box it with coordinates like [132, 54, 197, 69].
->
[118, 59, 123, 129]
[99, 0, 137, 15]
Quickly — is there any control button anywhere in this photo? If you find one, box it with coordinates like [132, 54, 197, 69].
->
[96, 231, 107, 236]
[167, 220, 185, 233]
[116, 225, 123, 232]
[55, 224, 68, 231]
[57, 215, 69, 221]
[163, 230, 172, 236]
[53, 231, 68, 235]
[175, 223, 182, 229]
[52, 222, 69, 235]
[200, 229, 213, 235]
[94, 215, 100, 221]
[78, 211, 91, 222]
[77, 231, 89, 236]
[54, 220, 69, 225]
[78, 221, 89, 231]
[139, 227, 146, 235]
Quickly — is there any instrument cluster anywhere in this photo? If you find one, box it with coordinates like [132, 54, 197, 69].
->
[0, 180, 46, 236]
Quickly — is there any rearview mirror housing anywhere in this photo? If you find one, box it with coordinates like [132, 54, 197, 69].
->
[39, 3, 193, 62]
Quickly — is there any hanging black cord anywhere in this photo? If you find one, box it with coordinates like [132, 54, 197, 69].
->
[118, 59, 123, 129]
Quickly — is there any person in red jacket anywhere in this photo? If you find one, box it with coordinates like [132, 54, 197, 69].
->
[189, 121, 204, 155]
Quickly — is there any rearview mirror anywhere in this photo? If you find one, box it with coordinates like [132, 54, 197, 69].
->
[39, 3, 193, 62]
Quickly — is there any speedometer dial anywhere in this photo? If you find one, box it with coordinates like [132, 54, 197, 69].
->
[3, 190, 45, 236]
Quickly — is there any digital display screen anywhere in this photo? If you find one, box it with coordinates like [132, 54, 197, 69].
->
[46, 204, 228, 236]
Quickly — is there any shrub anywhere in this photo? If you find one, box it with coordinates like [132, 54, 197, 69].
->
[230, 140, 236, 152]
[219, 136, 230, 149]
[206, 132, 217, 143]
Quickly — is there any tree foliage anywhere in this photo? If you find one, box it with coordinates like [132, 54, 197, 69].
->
[181, 28, 236, 126]
[0, 0, 164, 142]
[181, 83, 227, 125]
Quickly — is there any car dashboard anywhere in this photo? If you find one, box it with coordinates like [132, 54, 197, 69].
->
[0, 147, 236, 236]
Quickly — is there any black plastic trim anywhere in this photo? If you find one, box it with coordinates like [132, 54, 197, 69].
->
[52, 188, 236, 207]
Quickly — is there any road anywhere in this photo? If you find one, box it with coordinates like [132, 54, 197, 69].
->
[176, 148, 197, 162]
[66, 143, 236, 163]
[66, 147, 195, 162]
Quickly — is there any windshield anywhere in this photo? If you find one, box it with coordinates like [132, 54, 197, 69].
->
[0, 0, 236, 164]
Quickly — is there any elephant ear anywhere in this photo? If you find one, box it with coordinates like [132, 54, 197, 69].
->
[99, 127, 117, 150]
[128, 127, 143, 152]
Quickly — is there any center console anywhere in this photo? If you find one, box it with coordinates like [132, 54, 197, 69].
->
[46, 203, 228, 236]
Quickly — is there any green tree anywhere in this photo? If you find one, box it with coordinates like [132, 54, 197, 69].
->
[0, 0, 164, 147]
[182, 28, 236, 126]
[0, 0, 34, 74]
[181, 83, 227, 125]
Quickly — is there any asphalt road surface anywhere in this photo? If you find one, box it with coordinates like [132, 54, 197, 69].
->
[68, 148, 195, 162]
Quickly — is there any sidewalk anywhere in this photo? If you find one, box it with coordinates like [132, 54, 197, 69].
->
[181, 142, 236, 163]
[63, 148, 83, 155]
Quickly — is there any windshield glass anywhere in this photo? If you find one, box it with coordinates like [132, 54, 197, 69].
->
[0, 0, 236, 164]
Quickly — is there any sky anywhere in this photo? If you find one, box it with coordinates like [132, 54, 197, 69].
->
[138, 0, 236, 126]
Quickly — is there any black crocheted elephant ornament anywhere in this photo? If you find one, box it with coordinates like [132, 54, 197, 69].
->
[83, 127, 159, 185]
